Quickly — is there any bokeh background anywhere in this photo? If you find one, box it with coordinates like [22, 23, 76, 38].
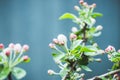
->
[0, 0, 120, 80]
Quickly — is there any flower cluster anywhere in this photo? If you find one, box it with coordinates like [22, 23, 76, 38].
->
[105, 45, 120, 63]
[48, 0, 104, 79]
[0, 43, 30, 80]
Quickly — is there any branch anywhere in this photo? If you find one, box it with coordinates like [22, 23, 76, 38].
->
[87, 69, 120, 80]
[63, 23, 87, 80]
[8, 72, 12, 80]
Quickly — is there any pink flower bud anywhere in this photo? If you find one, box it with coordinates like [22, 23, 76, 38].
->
[14, 43, 22, 53]
[74, 6, 80, 11]
[0, 43, 4, 50]
[92, 3, 96, 8]
[4, 48, 11, 56]
[23, 44, 29, 52]
[70, 33, 77, 40]
[48, 69, 55, 75]
[53, 38, 59, 44]
[58, 41, 65, 45]
[105, 45, 115, 53]
[23, 55, 29, 61]
[49, 43, 55, 49]
[71, 27, 78, 33]
[9, 43, 14, 48]
[79, 0, 84, 4]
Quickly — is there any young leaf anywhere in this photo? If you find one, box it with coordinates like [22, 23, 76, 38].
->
[52, 53, 65, 62]
[80, 46, 96, 52]
[81, 65, 92, 72]
[0, 67, 10, 80]
[12, 67, 26, 79]
[91, 12, 103, 18]
[59, 13, 77, 20]
[70, 40, 83, 50]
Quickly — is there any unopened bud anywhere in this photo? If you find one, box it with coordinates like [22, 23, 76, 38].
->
[90, 18, 96, 25]
[23, 44, 29, 52]
[4, 48, 11, 56]
[80, 73, 85, 77]
[23, 55, 29, 61]
[118, 49, 120, 53]
[105, 45, 115, 53]
[49, 43, 55, 49]
[92, 3, 96, 8]
[57, 34, 67, 45]
[71, 27, 78, 33]
[9, 43, 14, 48]
[48, 69, 55, 75]
[76, 68, 81, 72]
[0, 43, 4, 50]
[94, 58, 102, 62]
[53, 38, 59, 44]
[79, 0, 84, 5]
[74, 6, 80, 11]
[83, 2, 88, 7]
[70, 33, 77, 40]
[96, 25, 103, 31]
[14, 43, 22, 53]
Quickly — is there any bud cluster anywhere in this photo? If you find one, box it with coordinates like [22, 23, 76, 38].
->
[79, 0, 96, 8]
[0, 43, 30, 67]
[49, 34, 67, 49]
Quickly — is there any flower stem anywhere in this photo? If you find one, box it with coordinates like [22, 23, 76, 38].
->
[8, 72, 12, 80]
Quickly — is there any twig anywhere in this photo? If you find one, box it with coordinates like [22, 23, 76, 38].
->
[87, 69, 120, 80]
[8, 72, 12, 80]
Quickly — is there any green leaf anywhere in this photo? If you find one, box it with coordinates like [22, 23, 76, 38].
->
[81, 65, 92, 72]
[52, 53, 65, 62]
[80, 46, 96, 52]
[0, 67, 11, 80]
[59, 13, 77, 20]
[70, 40, 82, 50]
[91, 12, 103, 18]
[12, 67, 26, 79]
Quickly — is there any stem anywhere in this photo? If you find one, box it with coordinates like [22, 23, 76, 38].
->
[87, 69, 120, 80]
[63, 23, 87, 80]
[8, 72, 12, 80]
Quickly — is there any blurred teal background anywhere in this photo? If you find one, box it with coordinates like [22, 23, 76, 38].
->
[0, 0, 120, 80]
